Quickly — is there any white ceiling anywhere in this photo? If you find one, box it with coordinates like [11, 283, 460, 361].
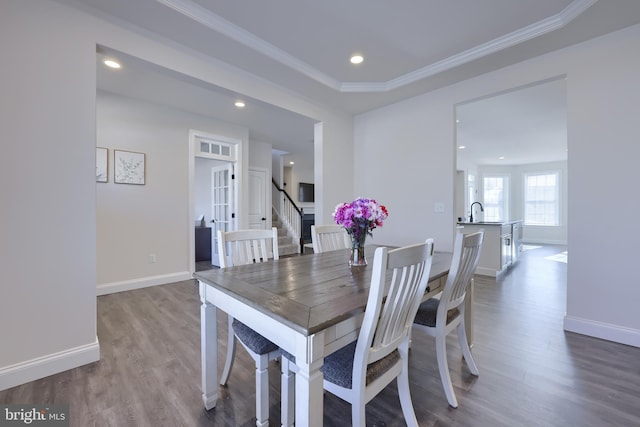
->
[66, 0, 640, 163]
[456, 77, 568, 166]
[96, 47, 318, 163]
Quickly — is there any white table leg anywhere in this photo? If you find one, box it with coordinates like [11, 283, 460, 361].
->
[294, 359, 324, 427]
[199, 281, 218, 410]
[294, 333, 325, 427]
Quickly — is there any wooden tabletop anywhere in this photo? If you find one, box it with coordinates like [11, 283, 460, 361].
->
[195, 246, 451, 336]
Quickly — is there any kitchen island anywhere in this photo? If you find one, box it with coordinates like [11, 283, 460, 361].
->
[458, 220, 523, 276]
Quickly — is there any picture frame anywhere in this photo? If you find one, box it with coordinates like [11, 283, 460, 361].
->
[114, 149, 145, 185]
[96, 147, 108, 183]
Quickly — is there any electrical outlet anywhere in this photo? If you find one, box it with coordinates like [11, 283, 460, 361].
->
[149, 254, 157, 264]
[434, 202, 445, 213]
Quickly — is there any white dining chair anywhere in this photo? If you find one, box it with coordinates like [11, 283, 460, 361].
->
[411, 230, 484, 408]
[217, 227, 285, 427]
[311, 224, 351, 253]
[282, 239, 435, 427]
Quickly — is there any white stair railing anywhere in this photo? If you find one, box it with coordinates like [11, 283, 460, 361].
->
[272, 179, 303, 253]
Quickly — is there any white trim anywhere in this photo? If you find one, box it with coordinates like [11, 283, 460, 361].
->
[564, 315, 640, 348]
[156, 0, 340, 90]
[156, 0, 597, 92]
[521, 238, 567, 245]
[188, 129, 199, 277]
[189, 129, 243, 274]
[96, 271, 192, 296]
[474, 266, 500, 277]
[366, 0, 598, 92]
[0, 340, 100, 391]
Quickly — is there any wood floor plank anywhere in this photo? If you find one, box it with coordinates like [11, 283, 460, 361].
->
[1, 245, 639, 426]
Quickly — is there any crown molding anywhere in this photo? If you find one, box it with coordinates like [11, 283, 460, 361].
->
[156, 0, 598, 94]
[156, 0, 341, 90]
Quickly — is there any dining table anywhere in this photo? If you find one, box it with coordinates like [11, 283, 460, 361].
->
[195, 245, 468, 426]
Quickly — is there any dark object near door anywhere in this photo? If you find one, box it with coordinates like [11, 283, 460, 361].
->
[302, 214, 314, 243]
[195, 227, 212, 261]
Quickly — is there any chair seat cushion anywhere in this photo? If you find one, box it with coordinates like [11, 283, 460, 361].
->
[320, 341, 400, 389]
[414, 298, 459, 327]
[232, 320, 279, 355]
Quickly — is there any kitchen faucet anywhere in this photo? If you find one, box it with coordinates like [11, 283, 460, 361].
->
[470, 202, 484, 223]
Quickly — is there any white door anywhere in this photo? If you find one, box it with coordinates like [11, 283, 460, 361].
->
[248, 168, 268, 230]
[211, 163, 235, 267]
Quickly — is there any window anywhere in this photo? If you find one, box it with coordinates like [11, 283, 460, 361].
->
[467, 173, 476, 211]
[524, 172, 559, 226]
[195, 137, 237, 161]
[482, 175, 509, 222]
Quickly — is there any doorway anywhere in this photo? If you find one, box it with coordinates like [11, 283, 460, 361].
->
[190, 130, 242, 271]
[454, 77, 568, 246]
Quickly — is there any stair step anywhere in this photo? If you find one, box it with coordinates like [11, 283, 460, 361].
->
[279, 243, 299, 256]
[272, 211, 298, 255]
[278, 236, 292, 245]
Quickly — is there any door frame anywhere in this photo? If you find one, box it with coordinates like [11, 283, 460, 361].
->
[188, 129, 244, 275]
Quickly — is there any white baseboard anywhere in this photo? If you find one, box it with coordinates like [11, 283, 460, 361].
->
[96, 271, 192, 296]
[474, 266, 499, 277]
[564, 315, 640, 348]
[522, 239, 567, 245]
[0, 339, 100, 391]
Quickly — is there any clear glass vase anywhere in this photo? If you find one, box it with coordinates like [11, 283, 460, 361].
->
[349, 234, 367, 267]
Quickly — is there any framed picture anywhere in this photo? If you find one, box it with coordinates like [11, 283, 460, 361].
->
[114, 150, 145, 185]
[96, 147, 108, 183]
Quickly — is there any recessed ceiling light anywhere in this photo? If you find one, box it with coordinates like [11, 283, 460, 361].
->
[234, 101, 245, 108]
[103, 59, 121, 69]
[498, 156, 505, 160]
[289, 161, 295, 165]
[458, 145, 466, 149]
[350, 55, 364, 65]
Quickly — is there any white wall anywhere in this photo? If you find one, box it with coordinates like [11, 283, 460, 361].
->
[563, 24, 640, 346]
[249, 139, 274, 226]
[96, 92, 248, 293]
[0, 0, 354, 389]
[354, 93, 456, 250]
[315, 121, 354, 224]
[355, 24, 640, 347]
[249, 140, 273, 171]
[0, 0, 99, 389]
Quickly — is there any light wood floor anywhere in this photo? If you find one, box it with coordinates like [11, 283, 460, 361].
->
[2, 245, 640, 426]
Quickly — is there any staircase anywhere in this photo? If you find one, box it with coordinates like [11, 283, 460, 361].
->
[273, 210, 299, 256]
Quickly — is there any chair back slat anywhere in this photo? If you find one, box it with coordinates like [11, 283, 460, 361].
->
[356, 239, 434, 368]
[311, 224, 351, 253]
[375, 262, 427, 350]
[218, 228, 279, 268]
[440, 231, 484, 314]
